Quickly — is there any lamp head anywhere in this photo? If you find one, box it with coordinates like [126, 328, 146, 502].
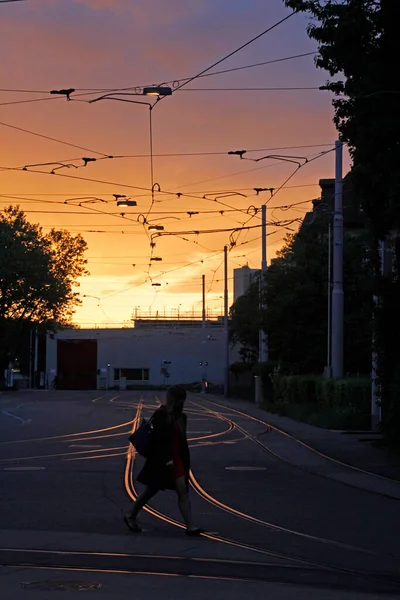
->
[117, 200, 137, 207]
[143, 86, 172, 97]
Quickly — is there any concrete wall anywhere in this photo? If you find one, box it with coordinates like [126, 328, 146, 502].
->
[233, 266, 259, 302]
[46, 326, 237, 389]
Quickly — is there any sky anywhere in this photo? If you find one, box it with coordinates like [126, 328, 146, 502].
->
[0, 0, 350, 327]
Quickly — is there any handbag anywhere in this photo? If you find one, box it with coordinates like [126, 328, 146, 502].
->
[129, 416, 154, 458]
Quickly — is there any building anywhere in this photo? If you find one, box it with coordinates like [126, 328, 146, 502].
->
[133, 317, 223, 329]
[233, 265, 259, 302]
[46, 322, 235, 390]
[300, 176, 365, 233]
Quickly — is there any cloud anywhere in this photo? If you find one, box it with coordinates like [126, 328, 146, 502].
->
[0, 0, 339, 326]
[72, 0, 208, 27]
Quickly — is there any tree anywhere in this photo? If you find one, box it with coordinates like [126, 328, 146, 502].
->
[284, 0, 400, 441]
[265, 231, 328, 373]
[0, 206, 88, 370]
[229, 224, 373, 374]
[266, 227, 373, 373]
[284, 0, 400, 237]
[229, 279, 260, 363]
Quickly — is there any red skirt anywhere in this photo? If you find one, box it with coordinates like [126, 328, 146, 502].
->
[171, 426, 185, 480]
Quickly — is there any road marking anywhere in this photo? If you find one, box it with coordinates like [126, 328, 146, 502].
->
[68, 444, 103, 448]
[187, 431, 212, 434]
[91, 396, 105, 403]
[3, 466, 45, 471]
[1, 409, 30, 425]
[225, 466, 266, 471]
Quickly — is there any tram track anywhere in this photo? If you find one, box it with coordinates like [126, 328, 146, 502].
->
[195, 397, 400, 501]
[123, 400, 400, 592]
[0, 393, 399, 592]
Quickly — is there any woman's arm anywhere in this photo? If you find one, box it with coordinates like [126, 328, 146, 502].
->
[149, 408, 172, 459]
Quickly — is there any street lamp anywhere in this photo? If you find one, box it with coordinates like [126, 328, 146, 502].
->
[143, 86, 172, 97]
[117, 199, 137, 207]
[148, 225, 164, 231]
[89, 93, 160, 216]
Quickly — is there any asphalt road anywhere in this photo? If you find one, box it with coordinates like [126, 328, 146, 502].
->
[0, 390, 399, 599]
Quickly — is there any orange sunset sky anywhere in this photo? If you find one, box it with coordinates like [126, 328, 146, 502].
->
[0, 0, 350, 327]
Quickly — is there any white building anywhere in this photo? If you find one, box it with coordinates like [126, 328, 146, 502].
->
[46, 323, 235, 390]
[233, 265, 259, 302]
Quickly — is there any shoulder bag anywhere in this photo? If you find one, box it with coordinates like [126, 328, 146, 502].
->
[128, 415, 154, 458]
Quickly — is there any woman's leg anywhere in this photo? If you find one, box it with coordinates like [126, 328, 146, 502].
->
[130, 486, 157, 519]
[175, 476, 197, 531]
[125, 486, 158, 531]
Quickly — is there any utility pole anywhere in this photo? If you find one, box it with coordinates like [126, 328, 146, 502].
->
[201, 274, 206, 394]
[371, 238, 392, 430]
[259, 204, 268, 363]
[34, 327, 39, 388]
[29, 328, 33, 388]
[325, 222, 332, 378]
[224, 245, 229, 397]
[331, 140, 344, 378]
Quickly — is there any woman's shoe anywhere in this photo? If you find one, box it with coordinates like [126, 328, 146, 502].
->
[185, 527, 205, 537]
[124, 515, 142, 533]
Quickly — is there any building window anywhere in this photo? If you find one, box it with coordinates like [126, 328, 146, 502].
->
[113, 368, 149, 381]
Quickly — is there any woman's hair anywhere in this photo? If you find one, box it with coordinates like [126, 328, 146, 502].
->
[165, 385, 187, 413]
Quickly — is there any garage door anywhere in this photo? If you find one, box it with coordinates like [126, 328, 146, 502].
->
[57, 339, 97, 390]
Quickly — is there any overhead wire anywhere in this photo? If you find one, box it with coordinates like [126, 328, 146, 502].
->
[81, 219, 300, 303]
[100, 249, 227, 300]
[157, 159, 297, 194]
[0, 51, 317, 106]
[0, 191, 317, 241]
[0, 11, 331, 312]
[0, 143, 333, 165]
[230, 147, 334, 246]
[204, 226, 287, 296]
[178, 86, 321, 92]
[0, 85, 325, 106]
[0, 119, 110, 156]
[0, 181, 322, 205]
[37, 217, 299, 235]
[0, 96, 64, 107]
[1, 146, 328, 219]
[2, 19, 315, 288]
[7, 164, 270, 219]
[157, 11, 298, 100]
[179, 51, 316, 80]
[206, 148, 333, 234]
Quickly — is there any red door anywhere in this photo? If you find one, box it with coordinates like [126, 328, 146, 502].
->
[57, 339, 97, 390]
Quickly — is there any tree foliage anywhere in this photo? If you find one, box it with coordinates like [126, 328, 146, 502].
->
[284, 0, 400, 238]
[283, 0, 400, 442]
[0, 206, 88, 368]
[229, 279, 259, 363]
[230, 225, 373, 374]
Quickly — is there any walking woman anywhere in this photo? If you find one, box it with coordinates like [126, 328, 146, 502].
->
[125, 385, 204, 536]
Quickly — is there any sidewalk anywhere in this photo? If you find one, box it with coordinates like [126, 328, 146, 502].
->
[193, 392, 400, 483]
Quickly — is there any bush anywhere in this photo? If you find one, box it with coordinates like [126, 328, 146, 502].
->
[318, 378, 370, 413]
[230, 361, 254, 375]
[268, 374, 371, 430]
[253, 361, 280, 400]
[271, 373, 319, 405]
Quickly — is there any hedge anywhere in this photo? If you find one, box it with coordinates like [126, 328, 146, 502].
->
[269, 373, 371, 429]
